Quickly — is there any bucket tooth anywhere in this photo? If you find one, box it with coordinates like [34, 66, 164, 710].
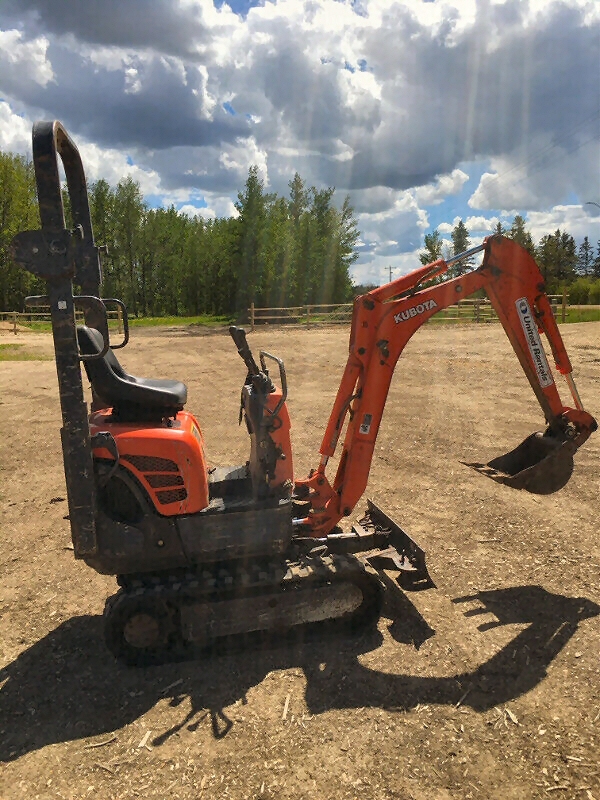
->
[463, 431, 576, 495]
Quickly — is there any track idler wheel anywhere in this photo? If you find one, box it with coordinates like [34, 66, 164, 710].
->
[104, 592, 179, 666]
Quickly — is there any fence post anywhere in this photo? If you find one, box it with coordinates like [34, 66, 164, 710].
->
[474, 299, 480, 323]
[117, 305, 122, 335]
[250, 302, 255, 332]
[12, 311, 17, 335]
[306, 305, 311, 329]
[561, 290, 567, 323]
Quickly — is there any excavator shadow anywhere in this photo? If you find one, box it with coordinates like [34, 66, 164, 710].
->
[0, 585, 597, 760]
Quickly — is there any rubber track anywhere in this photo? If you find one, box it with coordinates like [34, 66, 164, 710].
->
[104, 554, 383, 666]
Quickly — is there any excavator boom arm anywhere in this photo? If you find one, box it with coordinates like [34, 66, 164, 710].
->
[296, 235, 596, 535]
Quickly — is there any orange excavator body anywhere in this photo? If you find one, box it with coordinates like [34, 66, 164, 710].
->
[10, 119, 596, 664]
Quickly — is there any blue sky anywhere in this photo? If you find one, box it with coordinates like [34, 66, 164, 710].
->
[0, 0, 598, 286]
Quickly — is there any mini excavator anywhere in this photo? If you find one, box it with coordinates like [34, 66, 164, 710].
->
[11, 122, 597, 665]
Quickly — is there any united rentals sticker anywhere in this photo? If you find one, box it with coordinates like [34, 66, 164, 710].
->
[515, 298, 554, 388]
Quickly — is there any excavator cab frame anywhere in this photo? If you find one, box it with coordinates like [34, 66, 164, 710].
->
[10, 121, 106, 557]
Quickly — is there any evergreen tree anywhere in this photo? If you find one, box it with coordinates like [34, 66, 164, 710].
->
[288, 173, 308, 225]
[334, 195, 359, 301]
[536, 229, 577, 291]
[450, 219, 472, 276]
[593, 241, 600, 279]
[262, 196, 292, 307]
[308, 187, 337, 304]
[419, 229, 444, 265]
[112, 177, 146, 316]
[234, 166, 268, 312]
[507, 214, 535, 256]
[577, 236, 594, 276]
[287, 173, 309, 305]
[89, 179, 117, 295]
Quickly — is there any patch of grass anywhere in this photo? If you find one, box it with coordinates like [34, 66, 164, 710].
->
[17, 314, 234, 331]
[0, 343, 51, 361]
[128, 314, 234, 328]
[561, 308, 600, 323]
[12, 320, 52, 332]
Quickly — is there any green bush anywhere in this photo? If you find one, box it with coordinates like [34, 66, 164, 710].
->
[589, 280, 600, 305]
[567, 277, 592, 304]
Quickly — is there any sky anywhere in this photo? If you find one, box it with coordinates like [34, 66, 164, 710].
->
[0, 0, 599, 286]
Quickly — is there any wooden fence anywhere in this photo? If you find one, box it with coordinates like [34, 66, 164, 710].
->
[1, 293, 573, 334]
[0, 308, 123, 335]
[248, 302, 353, 330]
[248, 294, 569, 330]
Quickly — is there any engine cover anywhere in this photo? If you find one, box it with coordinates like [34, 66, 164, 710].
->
[90, 408, 210, 515]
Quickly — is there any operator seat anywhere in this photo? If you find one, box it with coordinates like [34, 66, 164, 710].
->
[77, 325, 187, 421]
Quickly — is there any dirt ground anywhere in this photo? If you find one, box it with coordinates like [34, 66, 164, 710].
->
[1, 321, 599, 800]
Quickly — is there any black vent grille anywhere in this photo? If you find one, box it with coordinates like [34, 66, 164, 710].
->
[156, 488, 188, 505]
[146, 474, 185, 489]
[123, 455, 179, 473]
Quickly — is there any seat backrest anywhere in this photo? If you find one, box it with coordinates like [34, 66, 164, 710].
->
[76, 326, 187, 420]
[79, 326, 129, 378]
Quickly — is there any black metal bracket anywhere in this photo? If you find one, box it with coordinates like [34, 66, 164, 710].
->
[102, 298, 130, 349]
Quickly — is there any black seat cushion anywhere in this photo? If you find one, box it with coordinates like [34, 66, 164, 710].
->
[77, 326, 187, 417]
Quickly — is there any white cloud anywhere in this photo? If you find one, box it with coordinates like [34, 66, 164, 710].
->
[351, 248, 425, 288]
[0, 102, 31, 153]
[179, 203, 212, 219]
[352, 191, 428, 282]
[464, 215, 500, 233]
[527, 204, 600, 244]
[468, 126, 600, 212]
[358, 191, 427, 249]
[0, 102, 163, 193]
[77, 142, 162, 195]
[414, 169, 469, 206]
[469, 164, 544, 211]
[218, 136, 269, 183]
[0, 29, 54, 86]
[438, 219, 458, 234]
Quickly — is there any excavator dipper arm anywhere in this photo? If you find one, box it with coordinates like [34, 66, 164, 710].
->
[295, 235, 596, 536]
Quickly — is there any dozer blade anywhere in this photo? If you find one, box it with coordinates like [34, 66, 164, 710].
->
[356, 500, 435, 590]
[463, 431, 576, 495]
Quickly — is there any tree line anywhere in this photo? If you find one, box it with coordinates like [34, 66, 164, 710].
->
[419, 216, 600, 302]
[0, 151, 358, 316]
[2, 146, 600, 315]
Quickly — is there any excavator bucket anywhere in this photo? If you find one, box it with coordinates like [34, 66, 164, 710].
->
[464, 431, 576, 495]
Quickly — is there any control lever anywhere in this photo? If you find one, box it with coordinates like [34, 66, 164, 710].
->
[229, 326, 261, 375]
